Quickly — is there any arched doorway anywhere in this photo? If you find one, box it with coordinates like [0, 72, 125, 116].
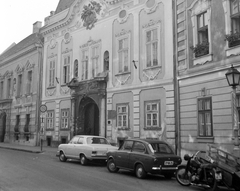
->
[0, 112, 6, 142]
[77, 97, 99, 136]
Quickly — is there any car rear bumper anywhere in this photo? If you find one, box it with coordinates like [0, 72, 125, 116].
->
[150, 166, 178, 174]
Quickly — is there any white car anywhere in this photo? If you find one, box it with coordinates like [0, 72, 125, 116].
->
[56, 135, 118, 165]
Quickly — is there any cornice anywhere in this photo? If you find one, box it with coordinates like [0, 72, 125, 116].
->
[0, 46, 38, 67]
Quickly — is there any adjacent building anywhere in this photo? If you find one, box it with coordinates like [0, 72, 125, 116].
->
[174, 0, 240, 156]
[40, 0, 176, 147]
[0, 22, 43, 146]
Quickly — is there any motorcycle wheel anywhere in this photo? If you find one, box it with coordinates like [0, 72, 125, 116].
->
[205, 169, 218, 191]
[175, 166, 191, 186]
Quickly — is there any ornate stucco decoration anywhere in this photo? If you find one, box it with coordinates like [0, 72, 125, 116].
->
[49, 38, 57, 49]
[106, 0, 124, 5]
[116, 9, 129, 24]
[142, 19, 161, 29]
[48, 53, 57, 59]
[25, 60, 35, 71]
[144, 0, 159, 14]
[60, 86, 70, 95]
[143, 67, 161, 81]
[15, 65, 25, 75]
[80, 38, 101, 49]
[115, 29, 131, 38]
[81, 1, 102, 30]
[115, 73, 131, 86]
[3, 70, 13, 79]
[62, 48, 72, 54]
[46, 88, 56, 96]
[63, 32, 72, 44]
[188, 0, 211, 16]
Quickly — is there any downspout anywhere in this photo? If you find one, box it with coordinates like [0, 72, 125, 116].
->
[35, 38, 43, 146]
[173, 0, 181, 155]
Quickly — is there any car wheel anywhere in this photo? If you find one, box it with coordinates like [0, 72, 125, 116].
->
[59, 151, 67, 162]
[80, 154, 88, 165]
[107, 159, 119, 173]
[135, 164, 147, 179]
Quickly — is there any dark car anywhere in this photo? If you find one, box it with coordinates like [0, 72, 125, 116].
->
[106, 138, 182, 179]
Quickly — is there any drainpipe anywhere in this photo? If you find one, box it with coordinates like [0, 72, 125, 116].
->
[173, 0, 181, 155]
[35, 38, 43, 146]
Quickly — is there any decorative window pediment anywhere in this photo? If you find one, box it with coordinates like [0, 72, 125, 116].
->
[15, 65, 25, 74]
[25, 60, 35, 71]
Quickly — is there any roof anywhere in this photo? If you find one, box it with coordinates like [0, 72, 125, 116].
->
[125, 138, 167, 144]
[0, 33, 41, 62]
[54, 0, 75, 14]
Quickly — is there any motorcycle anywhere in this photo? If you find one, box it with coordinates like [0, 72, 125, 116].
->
[175, 150, 221, 191]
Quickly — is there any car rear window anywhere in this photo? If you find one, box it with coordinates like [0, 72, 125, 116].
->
[149, 143, 173, 154]
[87, 137, 109, 144]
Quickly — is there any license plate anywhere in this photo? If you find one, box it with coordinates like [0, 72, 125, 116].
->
[164, 161, 173, 165]
[215, 172, 222, 180]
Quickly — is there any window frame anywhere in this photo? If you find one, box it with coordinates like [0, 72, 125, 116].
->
[48, 59, 56, 87]
[91, 45, 100, 78]
[197, 97, 213, 137]
[46, 110, 55, 130]
[145, 27, 160, 68]
[6, 78, 11, 98]
[62, 54, 71, 85]
[17, 74, 22, 97]
[60, 109, 69, 129]
[81, 49, 89, 80]
[74, 59, 79, 78]
[0, 81, 4, 99]
[144, 100, 161, 129]
[26, 70, 33, 95]
[116, 104, 129, 130]
[117, 35, 130, 74]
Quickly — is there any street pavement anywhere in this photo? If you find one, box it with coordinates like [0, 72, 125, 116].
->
[0, 142, 57, 154]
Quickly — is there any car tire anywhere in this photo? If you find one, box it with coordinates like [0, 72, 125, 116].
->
[107, 159, 119, 173]
[80, 154, 88, 165]
[135, 164, 147, 179]
[59, 151, 67, 162]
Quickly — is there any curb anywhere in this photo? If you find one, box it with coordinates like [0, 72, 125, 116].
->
[0, 146, 43, 153]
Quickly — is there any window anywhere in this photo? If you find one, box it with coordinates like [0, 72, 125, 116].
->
[24, 114, 30, 132]
[49, 60, 55, 87]
[82, 50, 88, 80]
[236, 94, 240, 136]
[0, 81, 3, 99]
[17, 74, 22, 96]
[146, 29, 158, 67]
[117, 104, 128, 128]
[230, 0, 240, 32]
[92, 46, 99, 78]
[198, 97, 213, 137]
[46, 110, 54, 129]
[7, 78, 11, 98]
[26, 71, 32, 94]
[69, 136, 79, 144]
[61, 109, 69, 129]
[197, 12, 208, 43]
[118, 37, 129, 73]
[120, 140, 133, 151]
[132, 142, 146, 153]
[145, 101, 160, 128]
[149, 143, 173, 154]
[74, 59, 78, 78]
[14, 115, 20, 132]
[63, 55, 70, 84]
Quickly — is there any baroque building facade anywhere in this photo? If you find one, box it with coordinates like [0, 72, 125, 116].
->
[40, 0, 176, 147]
[174, 0, 240, 156]
[0, 22, 43, 146]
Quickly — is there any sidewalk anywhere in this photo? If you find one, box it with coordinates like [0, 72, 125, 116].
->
[0, 142, 57, 154]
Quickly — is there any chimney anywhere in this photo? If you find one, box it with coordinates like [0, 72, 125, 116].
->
[33, 21, 42, 34]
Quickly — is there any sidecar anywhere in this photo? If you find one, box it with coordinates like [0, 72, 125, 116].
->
[207, 144, 240, 191]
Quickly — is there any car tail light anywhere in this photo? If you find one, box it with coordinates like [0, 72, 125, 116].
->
[153, 158, 158, 163]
